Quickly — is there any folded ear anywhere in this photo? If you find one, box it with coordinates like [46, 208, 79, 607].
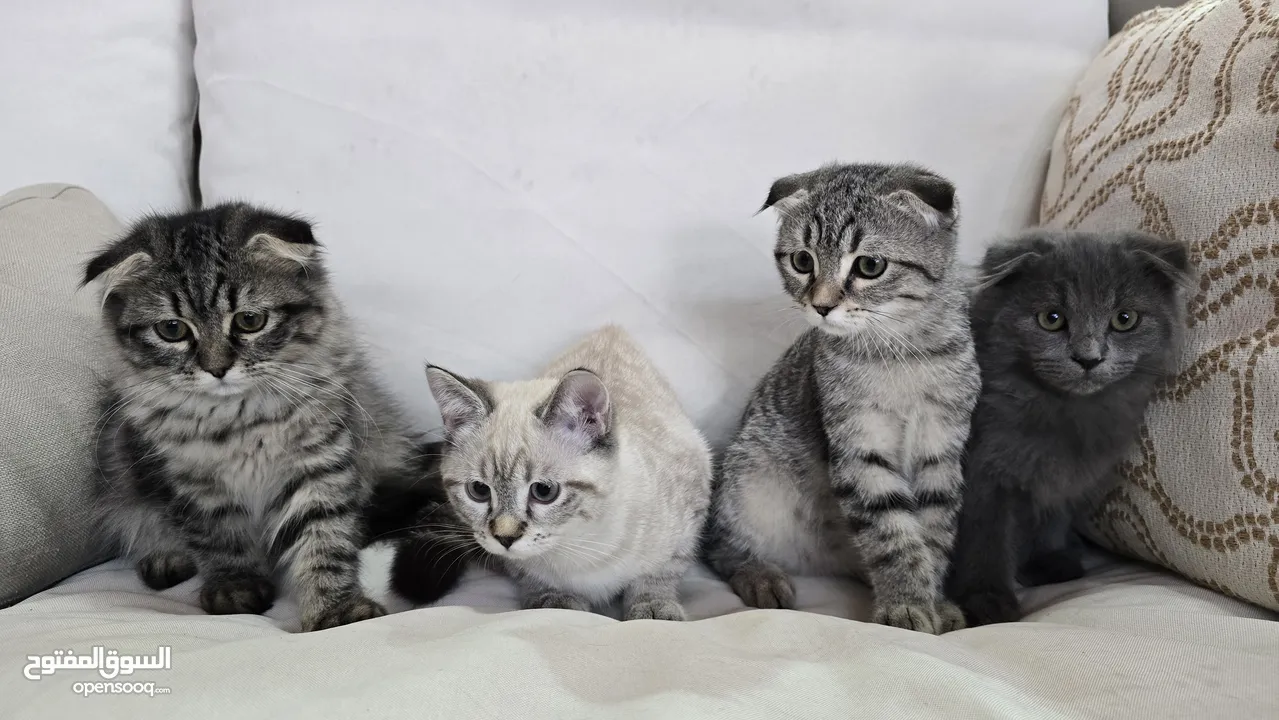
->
[83, 227, 154, 305]
[1123, 231, 1192, 288]
[976, 235, 1049, 291]
[878, 166, 957, 228]
[540, 369, 611, 450]
[247, 215, 318, 270]
[425, 365, 493, 440]
[759, 170, 822, 215]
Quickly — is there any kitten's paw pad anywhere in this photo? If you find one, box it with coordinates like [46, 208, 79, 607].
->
[958, 590, 1021, 627]
[1020, 551, 1085, 587]
[525, 593, 591, 613]
[137, 552, 197, 590]
[935, 600, 967, 633]
[200, 574, 276, 616]
[728, 565, 796, 610]
[625, 599, 686, 622]
[303, 596, 387, 632]
[872, 602, 941, 634]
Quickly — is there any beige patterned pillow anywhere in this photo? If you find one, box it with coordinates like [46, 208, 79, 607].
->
[1040, 0, 1279, 610]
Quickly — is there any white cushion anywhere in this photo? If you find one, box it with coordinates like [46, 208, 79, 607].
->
[195, 0, 1107, 442]
[2, 550, 1275, 716]
[0, 1, 195, 217]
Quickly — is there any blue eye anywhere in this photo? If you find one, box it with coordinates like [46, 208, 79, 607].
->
[529, 481, 560, 504]
[466, 481, 491, 503]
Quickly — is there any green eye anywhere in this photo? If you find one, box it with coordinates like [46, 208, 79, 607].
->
[153, 319, 190, 342]
[853, 255, 887, 279]
[790, 250, 815, 274]
[1037, 311, 1066, 331]
[232, 311, 268, 333]
[1111, 310, 1139, 332]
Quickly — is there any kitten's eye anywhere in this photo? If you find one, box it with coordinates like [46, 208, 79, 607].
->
[529, 481, 560, 504]
[853, 255, 887, 279]
[1037, 311, 1066, 331]
[153, 319, 190, 342]
[790, 250, 815, 274]
[1111, 310, 1140, 332]
[232, 311, 268, 333]
[465, 481, 491, 503]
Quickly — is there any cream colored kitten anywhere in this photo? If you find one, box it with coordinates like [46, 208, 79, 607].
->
[423, 325, 711, 620]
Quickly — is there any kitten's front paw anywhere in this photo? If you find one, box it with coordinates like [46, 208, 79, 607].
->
[138, 552, 197, 590]
[957, 589, 1021, 627]
[728, 564, 796, 610]
[872, 601, 942, 634]
[625, 599, 686, 622]
[303, 595, 387, 632]
[524, 592, 592, 613]
[200, 573, 276, 615]
[935, 600, 967, 633]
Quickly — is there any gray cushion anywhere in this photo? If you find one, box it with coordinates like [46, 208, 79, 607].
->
[0, 184, 117, 607]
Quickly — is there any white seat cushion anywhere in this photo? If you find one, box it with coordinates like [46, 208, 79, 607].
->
[194, 0, 1107, 443]
[2, 550, 1275, 717]
[0, 1, 195, 216]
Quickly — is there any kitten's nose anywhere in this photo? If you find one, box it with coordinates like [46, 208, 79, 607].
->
[812, 304, 836, 317]
[490, 516, 526, 549]
[204, 365, 230, 379]
[1072, 355, 1104, 370]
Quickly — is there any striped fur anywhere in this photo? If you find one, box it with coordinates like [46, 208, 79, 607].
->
[703, 164, 980, 634]
[399, 326, 712, 621]
[85, 204, 433, 632]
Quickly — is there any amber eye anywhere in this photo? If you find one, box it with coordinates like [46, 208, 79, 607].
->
[1037, 311, 1066, 331]
[466, 481, 491, 503]
[1111, 310, 1139, 332]
[853, 255, 887, 279]
[232, 311, 268, 333]
[529, 481, 560, 504]
[153, 319, 190, 342]
[790, 250, 815, 274]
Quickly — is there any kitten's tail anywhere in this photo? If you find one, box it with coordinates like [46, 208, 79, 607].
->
[390, 509, 473, 606]
[364, 440, 472, 604]
[362, 440, 450, 544]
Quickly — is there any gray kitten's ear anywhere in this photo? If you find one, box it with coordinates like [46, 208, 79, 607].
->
[540, 369, 611, 450]
[976, 239, 1043, 291]
[878, 166, 957, 226]
[83, 249, 153, 301]
[83, 224, 153, 294]
[425, 365, 493, 439]
[247, 215, 319, 269]
[759, 170, 821, 215]
[1123, 232, 1192, 287]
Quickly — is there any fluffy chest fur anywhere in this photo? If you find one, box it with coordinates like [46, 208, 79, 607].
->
[814, 327, 979, 470]
[123, 386, 356, 526]
[973, 375, 1155, 509]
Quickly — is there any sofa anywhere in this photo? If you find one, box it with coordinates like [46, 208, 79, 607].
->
[2, 1, 1276, 718]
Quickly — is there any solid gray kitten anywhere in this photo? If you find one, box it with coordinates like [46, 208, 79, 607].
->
[703, 163, 980, 634]
[946, 229, 1189, 627]
[416, 326, 712, 620]
[86, 204, 428, 632]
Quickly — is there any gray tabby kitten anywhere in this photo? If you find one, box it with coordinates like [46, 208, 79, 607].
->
[415, 326, 712, 620]
[86, 204, 426, 632]
[703, 163, 980, 634]
[947, 229, 1189, 626]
